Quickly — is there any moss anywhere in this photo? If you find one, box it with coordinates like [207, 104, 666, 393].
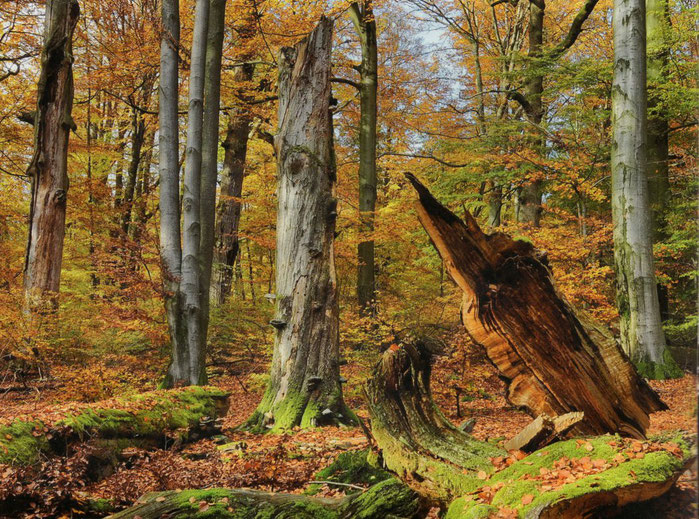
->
[446, 434, 693, 518]
[85, 497, 115, 514]
[634, 348, 684, 380]
[58, 386, 229, 440]
[307, 449, 392, 495]
[445, 502, 498, 519]
[0, 420, 50, 465]
[0, 387, 228, 466]
[339, 478, 420, 519]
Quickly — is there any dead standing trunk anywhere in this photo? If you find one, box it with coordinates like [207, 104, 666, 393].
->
[243, 18, 354, 431]
[405, 173, 666, 437]
[23, 0, 80, 310]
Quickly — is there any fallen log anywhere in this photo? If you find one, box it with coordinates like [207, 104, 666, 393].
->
[366, 340, 694, 516]
[106, 478, 420, 519]
[405, 173, 666, 438]
[0, 386, 230, 465]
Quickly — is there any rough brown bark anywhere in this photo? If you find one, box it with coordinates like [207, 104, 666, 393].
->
[405, 173, 666, 438]
[242, 18, 353, 432]
[212, 64, 255, 305]
[23, 0, 80, 310]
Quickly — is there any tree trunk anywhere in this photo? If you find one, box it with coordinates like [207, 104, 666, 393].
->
[177, 0, 209, 385]
[243, 18, 354, 432]
[23, 0, 80, 310]
[517, 0, 545, 227]
[349, 1, 379, 317]
[120, 106, 146, 235]
[158, 0, 186, 386]
[212, 63, 255, 306]
[405, 173, 667, 437]
[366, 339, 694, 515]
[612, 0, 679, 378]
[199, 0, 227, 347]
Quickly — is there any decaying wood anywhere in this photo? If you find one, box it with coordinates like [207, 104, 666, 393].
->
[366, 340, 694, 516]
[243, 17, 352, 431]
[504, 412, 584, 452]
[405, 173, 666, 438]
[107, 478, 420, 519]
[23, 0, 80, 309]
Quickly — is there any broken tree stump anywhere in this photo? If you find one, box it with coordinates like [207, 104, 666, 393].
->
[366, 340, 695, 516]
[405, 173, 666, 438]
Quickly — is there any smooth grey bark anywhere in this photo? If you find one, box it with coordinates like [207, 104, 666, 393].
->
[212, 64, 254, 306]
[199, 0, 227, 346]
[178, 0, 210, 385]
[243, 18, 354, 431]
[349, 1, 378, 317]
[611, 0, 678, 378]
[23, 0, 80, 310]
[159, 0, 186, 386]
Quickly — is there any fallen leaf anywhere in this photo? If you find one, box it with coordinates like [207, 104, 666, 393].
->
[521, 493, 534, 505]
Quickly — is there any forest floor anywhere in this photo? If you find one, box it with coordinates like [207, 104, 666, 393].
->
[0, 334, 696, 519]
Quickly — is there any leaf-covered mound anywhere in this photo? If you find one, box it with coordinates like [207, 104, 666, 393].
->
[0, 386, 229, 465]
[446, 434, 694, 518]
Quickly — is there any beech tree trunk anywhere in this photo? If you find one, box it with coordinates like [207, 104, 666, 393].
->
[158, 0, 186, 386]
[611, 0, 679, 378]
[243, 18, 353, 431]
[349, 1, 379, 317]
[405, 173, 667, 437]
[212, 63, 255, 305]
[23, 0, 80, 310]
[199, 0, 227, 345]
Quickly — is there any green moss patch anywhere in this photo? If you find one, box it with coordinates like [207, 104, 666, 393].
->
[307, 449, 392, 495]
[0, 420, 50, 465]
[0, 387, 229, 466]
[446, 434, 693, 518]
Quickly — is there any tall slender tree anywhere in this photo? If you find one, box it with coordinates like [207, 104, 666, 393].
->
[611, 0, 679, 378]
[243, 18, 354, 431]
[159, 0, 226, 386]
[199, 0, 227, 348]
[349, 1, 378, 316]
[158, 0, 186, 384]
[23, 0, 80, 311]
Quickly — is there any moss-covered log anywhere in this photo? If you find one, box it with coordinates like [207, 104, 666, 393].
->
[405, 173, 666, 438]
[366, 341, 695, 516]
[106, 478, 420, 519]
[0, 386, 229, 465]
